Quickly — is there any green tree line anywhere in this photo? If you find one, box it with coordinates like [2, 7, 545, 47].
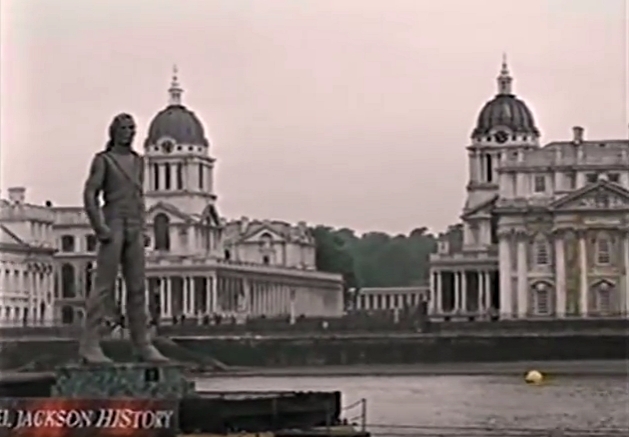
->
[310, 224, 463, 290]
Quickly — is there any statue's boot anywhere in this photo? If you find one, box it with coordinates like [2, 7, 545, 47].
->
[78, 319, 113, 365]
[131, 335, 170, 363]
[128, 312, 169, 363]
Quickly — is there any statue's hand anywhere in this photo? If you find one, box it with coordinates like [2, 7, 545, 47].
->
[96, 226, 113, 243]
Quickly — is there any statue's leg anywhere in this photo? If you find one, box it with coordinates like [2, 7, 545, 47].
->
[79, 220, 124, 364]
[122, 221, 169, 363]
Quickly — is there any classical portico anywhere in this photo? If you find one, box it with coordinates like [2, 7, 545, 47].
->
[430, 243, 499, 319]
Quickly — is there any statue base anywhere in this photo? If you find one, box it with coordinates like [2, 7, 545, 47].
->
[51, 362, 196, 399]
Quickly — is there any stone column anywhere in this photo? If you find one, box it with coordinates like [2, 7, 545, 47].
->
[477, 271, 485, 313]
[436, 272, 443, 313]
[484, 271, 492, 311]
[554, 233, 566, 317]
[205, 276, 211, 313]
[461, 271, 467, 312]
[516, 236, 528, 319]
[159, 164, 167, 191]
[578, 234, 588, 317]
[429, 270, 436, 314]
[624, 234, 629, 317]
[165, 277, 172, 318]
[182, 277, 189, 315]
[190, 277, 196, 316]
[454, 271, 461, 312]
[498, 234, 513, 319]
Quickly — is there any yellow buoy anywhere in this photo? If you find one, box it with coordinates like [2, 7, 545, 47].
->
[524, 369, 544, 384]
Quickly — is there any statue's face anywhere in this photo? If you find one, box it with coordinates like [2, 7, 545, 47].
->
[113, 116, 136, 146]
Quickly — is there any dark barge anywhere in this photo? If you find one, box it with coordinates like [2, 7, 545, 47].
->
[0, 371, 359, 436]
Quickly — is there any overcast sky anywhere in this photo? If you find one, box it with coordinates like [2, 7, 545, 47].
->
[1, 0, 627, 235]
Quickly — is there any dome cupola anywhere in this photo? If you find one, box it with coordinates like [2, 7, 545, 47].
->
[471, 55, 539, 141]
[145, 66, 209, 148]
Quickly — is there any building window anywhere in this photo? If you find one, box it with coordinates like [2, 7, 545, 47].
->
[608, 173, 620, 183]
[534, 239, 549, 266]
[596, 236, 611, 265]
[85, 234, 97, 252]
[262, 255, 270, 265]
[534, 283, 550, 315]
[567, 172, 576, 189]
[533, 175, 546, 193]
[164, 164, 171, 190]
[586, 173, 599, 184]
[485, 155, 493, 183]
[176, 163, 184, 190]
[152, 163, 160, 190]
[61, 263, 76, 298]
[60, 235, 75, 252]
[153, 213, 170, 251]
[595, 283, 612, 314]
[224, 249, 231, 260]
[199, 164, 205, 190]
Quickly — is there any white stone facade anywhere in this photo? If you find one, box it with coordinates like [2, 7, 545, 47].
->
[430, 59, 629, 320]
[0, 188, 56, 325]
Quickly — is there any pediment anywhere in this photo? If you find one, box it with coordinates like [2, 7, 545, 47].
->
[200, 204, 221, 226]
[146, 202, 192, 223]
[461, 195, 498, 220]
[551, 182, 629, 212]
[240, 226, 285, 244]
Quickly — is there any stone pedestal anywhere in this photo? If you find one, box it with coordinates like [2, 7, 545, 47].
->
[51, 363, 196, 399]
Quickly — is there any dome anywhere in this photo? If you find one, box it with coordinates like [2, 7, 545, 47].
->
[471, 56, 539, 139]
[146, 104, 208, 147]
[472, 95, 538, 138]
[145, 66, 209, 147]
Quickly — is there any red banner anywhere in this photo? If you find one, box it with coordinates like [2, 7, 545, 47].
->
[0, 398, 178, 437]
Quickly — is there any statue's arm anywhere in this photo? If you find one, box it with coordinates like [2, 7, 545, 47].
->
[83, 154, 108, 234]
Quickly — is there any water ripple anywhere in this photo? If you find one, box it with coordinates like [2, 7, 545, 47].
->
[197, 375, 629, 432]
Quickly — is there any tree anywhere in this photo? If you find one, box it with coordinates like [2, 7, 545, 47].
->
[310, 224, 446, 289]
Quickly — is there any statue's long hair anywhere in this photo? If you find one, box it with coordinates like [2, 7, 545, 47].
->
[105, 113, 135, 151]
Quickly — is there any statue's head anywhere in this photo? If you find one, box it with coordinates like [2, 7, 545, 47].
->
[106, 113, 136, 150]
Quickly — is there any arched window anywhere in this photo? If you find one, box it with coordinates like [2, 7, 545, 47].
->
[61, 263, 75, 298]
[85, 234, 97, 252]
[596, 236, 611, 265]
[60, 235, 75, 252]
[534, 238, 549, 266]
[153, 213, 170, 251]
[84, 262, 94, 297]
[533, 282, 550, 315]
[594, 282, 612, 314]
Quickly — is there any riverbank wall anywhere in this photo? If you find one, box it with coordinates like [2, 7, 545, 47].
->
[1, 332, 627, 371]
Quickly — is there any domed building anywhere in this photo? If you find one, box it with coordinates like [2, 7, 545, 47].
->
[429, 57, 629, 321]
[45, 68, 344, 325]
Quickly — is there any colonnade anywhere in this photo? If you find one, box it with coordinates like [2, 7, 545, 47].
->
[430, 269, 495, 315]
[0, 262, 54, 325]
[148, 161, 212, 193]
[112, 273, 338, 320]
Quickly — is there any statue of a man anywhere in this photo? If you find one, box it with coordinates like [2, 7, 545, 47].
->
[80, 113, 168, 364]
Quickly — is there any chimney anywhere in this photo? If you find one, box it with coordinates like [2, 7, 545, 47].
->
[8, 187, 26, 205]
[572, 126, 584, 144]
[240, 216, 249, 234]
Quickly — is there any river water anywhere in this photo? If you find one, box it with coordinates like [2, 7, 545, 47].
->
[197, 375, 629, 434]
